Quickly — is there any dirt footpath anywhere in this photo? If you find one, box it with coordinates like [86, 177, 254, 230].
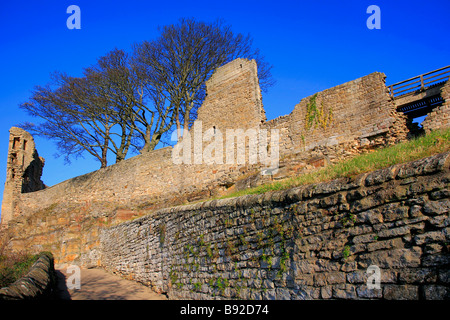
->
[55, 267, 167, 300]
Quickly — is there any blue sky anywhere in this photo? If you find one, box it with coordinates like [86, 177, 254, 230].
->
[0, 0, 449, 216]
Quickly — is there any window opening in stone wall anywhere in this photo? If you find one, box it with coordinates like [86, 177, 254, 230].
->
[23, 140, 27, 150]
[408, 115, 427, 137]
[12, 137, 20, 150]
[10, 153, 17, 165]
[400, 95, 444, 138]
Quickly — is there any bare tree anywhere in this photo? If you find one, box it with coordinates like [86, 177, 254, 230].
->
[128, 47, 177, 153]
[132, 18, 274, 143]
[19, 19, 274, 167]
[19, 48, 178, 167]
[83, 49, 140, 162]
[20, 49, 144, 168]
[20, 72, 115, 168]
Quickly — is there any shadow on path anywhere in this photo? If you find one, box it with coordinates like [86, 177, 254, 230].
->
[55, 270, 72, 300]
[55, 268, 167, 300]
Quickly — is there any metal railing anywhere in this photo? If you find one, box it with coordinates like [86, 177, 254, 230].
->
[389, 65, 450, 98]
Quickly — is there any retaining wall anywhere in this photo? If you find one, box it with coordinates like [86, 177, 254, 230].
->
[100, 152, 450, 300]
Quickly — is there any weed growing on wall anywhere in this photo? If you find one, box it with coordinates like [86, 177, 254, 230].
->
[158, 223, 166, 248]
[299, 93, 334, 150]
[165, 205, 298, 298]
[305, 94, 333, 131]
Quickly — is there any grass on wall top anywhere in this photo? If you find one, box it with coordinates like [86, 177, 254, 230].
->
[221, 128, 450, 199]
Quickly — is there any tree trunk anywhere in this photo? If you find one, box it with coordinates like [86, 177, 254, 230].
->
[176, 110, 182, 141]
[100, 129, 109, 168]
[141, 133, 161, 153]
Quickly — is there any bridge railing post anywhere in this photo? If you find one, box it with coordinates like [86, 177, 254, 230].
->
[420, 75, 424, 91]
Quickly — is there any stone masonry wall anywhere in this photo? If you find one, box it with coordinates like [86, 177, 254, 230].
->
[254, 72, 409, 184]
[0, 60, 420, 268]
[0, 252, 56, 300]
[3, 59, 269, 266]
[100, 152, 450, 300]
[1, 127, 45, 225]
[263, 72, 408, 159]
[423, 80, 450, 133]
[7, 148, 252, 267]
[197, 58, 266, 132]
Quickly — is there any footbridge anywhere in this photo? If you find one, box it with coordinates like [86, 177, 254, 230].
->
[389, 66, 449, 119]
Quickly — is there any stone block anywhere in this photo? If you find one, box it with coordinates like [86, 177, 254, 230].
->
[423, 199, 450, 216]
[414, 230, 446, 245]
[381, 204, 409, 222]
[276, 288, 291, 300]
[377, 225, 411, 238]
[359, 247, 421, 269]
[423, 285, 450, 300]
[367, 237, 403, 252]
[422, 254, 450, 267]
[332, 284, 357, 299]
[356, 285, 383, 299]
[398, 268, 438, 284]
[383, 285, 419, 300]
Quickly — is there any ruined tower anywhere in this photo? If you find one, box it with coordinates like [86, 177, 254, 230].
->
[1, 127, 45, 225]
[197, 58, 266, 132]
[191, 58, 269, 166]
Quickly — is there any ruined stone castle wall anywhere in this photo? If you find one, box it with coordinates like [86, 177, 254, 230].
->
[100, 153, 450, 300]
[2, 59, 269, 265]
[422, 80, 450, 133]
[10, 67, 409, 232]
[262, 72, 408, 160]
[0, 59, 417, 268]
[2, 59, 450, 300]
[14, 59, 268, 221]
[1, 127, 45, 225]
[197, 58, 266, 132]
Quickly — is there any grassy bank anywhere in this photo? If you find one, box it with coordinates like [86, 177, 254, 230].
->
[0, 252, 40, 288]
[0, 230, 40, 288]
[222, 128, 450, 199]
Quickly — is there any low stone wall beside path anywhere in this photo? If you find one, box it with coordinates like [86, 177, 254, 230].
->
[0, 252, 56, 300]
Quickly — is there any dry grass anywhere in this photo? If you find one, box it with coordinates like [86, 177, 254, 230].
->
[0, 228, 39, 288]
[220, 128, 450, 199]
